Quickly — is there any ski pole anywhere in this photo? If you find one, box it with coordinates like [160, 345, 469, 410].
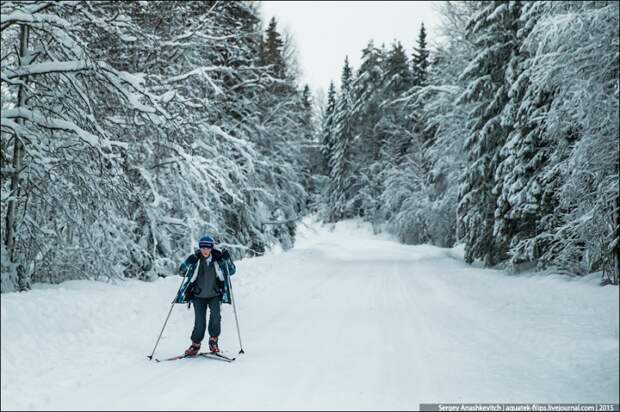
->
[147, 301, 175, 361]
[225, 262, 245, 354]
[147, 268, 189, 360]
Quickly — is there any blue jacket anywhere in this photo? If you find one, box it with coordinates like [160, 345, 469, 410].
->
[177, 248, 236, 304]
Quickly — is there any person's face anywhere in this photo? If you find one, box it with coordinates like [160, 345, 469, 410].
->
[200, 246, 212, 258]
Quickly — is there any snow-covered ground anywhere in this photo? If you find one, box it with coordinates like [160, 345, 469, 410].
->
[1, 217, 618, 410]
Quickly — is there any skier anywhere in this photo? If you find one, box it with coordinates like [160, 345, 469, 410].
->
[178, 235, 236, 356]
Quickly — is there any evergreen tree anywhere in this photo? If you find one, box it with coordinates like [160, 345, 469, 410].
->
[301, 84, 313, 138]
[411, 22, 433, 153]
[493, 1, 554, 269]
[263, 17, 286, 78]
[346, 41, 386, 220]
[300, 84, 319, 208]
[409, 1, 478, 248]
[412, 22, 430, 87]
[321, 81, 337, 177]
[456, 1, 522, 267]
[377, 40, 426, 241]
[380, 40, 414, 165]
[326, 57, 354, 222]
[383, 41, 413, 99]
[351, 40, 385, 164]
[252, 14, 308, 252]
[519, 1, 619, 280]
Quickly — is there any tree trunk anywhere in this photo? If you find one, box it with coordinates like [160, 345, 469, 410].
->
[615, 189, 619, 285]
[5, 24, 30, 291]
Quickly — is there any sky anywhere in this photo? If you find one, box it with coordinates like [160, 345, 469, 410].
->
[259, 1, 442, 96]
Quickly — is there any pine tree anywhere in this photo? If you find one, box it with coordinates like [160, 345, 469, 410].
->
[411, 22, 433, 153]
[345, 41, 386, 219]
[321, 81, 338, 177]
[326, 57, 354, 222]
[412, 22, 430, 87]
[351, 40, 385, 164]
[251, 14, 309, 252]
[300, 84, 319, 209]
[263, 17, 286, 78]
[411, 1, 477, 248]
[384, 41, 413, 99]
[493, 1, 554, 269]
[456, 1, 522, 267]
[380, 40, 414, 165]
[378, 42, 426, 242]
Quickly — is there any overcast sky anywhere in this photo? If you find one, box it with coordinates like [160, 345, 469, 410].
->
[259, 1, 442, 95]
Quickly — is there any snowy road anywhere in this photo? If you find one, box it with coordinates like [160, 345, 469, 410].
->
[1, 218, 618, 410]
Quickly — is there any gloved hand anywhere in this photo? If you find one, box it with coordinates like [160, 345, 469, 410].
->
[221, 249, 230, 260]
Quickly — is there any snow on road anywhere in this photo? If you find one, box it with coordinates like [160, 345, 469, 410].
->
[1, 218, 618, 410]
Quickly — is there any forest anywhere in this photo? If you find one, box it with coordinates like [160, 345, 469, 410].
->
[1, 1, 618, 292]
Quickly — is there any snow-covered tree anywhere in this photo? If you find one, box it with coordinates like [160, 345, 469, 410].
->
[351, 41, 386, 165]
[248, 15, 309, 252]
[493, 1, 554, 270]
[326, 57, 354, 222]
[1, 1, 312, 292]
[412, 22, 430, 87]
[398, 2, 475, 248]
[320, 81, 337, 178]
[380, 40, 416, 164]
[262, 17, 287, 79]
[347, 41, 386, 222]
[516, 1, 619, 281]
[456, 0, 521, 267]
[315, 0, 617, 284]
[1, 1, 168, 291]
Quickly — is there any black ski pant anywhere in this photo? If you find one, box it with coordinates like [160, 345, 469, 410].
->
[190, 296, 221, 343]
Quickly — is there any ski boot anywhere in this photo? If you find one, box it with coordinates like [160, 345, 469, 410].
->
[208, 336, 219, 353]
[184, 342, 201, 356]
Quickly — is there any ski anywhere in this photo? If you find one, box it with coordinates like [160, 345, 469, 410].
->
[153, 354, 187, 362]
[153, 351, 236, 363]
[199, 352, 236, 362]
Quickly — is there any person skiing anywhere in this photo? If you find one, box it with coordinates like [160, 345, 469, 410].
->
[178, 235, 236, 356]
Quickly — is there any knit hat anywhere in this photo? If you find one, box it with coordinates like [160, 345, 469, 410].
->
[198, 235, 214, 249]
